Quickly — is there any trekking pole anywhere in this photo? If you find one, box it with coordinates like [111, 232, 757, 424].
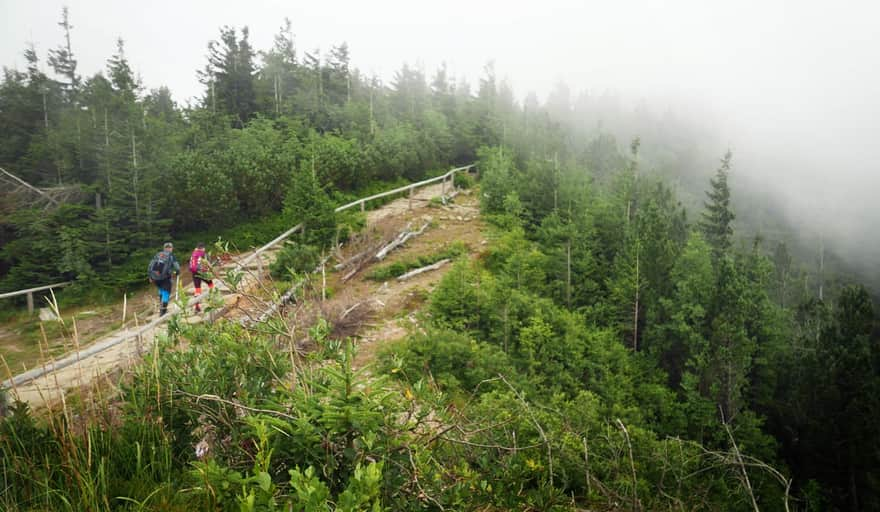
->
[175, 274, 180, 302]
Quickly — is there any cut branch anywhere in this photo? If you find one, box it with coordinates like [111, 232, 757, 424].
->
[375, 221, 429, 261]
[397, 259, 450, 281]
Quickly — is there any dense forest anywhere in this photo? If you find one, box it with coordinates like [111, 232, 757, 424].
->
[2, 8, 879, 512]
[0, 11, 495, 299]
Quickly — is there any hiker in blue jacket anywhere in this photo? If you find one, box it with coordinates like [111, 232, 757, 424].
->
[147, 242, 180, 316]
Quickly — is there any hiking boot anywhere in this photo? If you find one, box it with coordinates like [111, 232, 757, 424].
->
[160, 302, 168, 316]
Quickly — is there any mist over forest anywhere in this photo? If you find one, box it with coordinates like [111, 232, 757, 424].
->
[496, 81, 880, 296]
[1, 2, 879, 511]
[2, 0, 876, 293]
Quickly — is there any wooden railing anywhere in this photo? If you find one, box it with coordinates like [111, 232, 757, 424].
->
[0, 282, 72, 314]
[238, 164, 474, 267]
[335, 164, 474, 213]
[2, 164, 475, 390]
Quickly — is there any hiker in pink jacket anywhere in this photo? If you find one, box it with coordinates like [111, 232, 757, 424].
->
[189, 243, 214, 313]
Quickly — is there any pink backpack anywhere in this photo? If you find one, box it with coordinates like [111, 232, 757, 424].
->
[190, 249, 206, 274]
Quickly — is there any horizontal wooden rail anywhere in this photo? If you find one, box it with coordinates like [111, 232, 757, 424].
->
[0, 281, 72, 314]
[335, 165, 474, 213]
[1, 163, 475, 390]
[235, 222, 304, 269]
[3, 313, 167, 389]
[237, 164, 474, 266]
[0, 282, 72, 300]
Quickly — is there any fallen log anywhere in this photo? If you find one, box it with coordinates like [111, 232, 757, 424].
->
[375, 221, 429, 261]
[375, 222, 412, 261]
[397, 259, 451, 281]
[341, 267, 359, 283]
[334, 247, 372, 271]
[342, 244, 381, 283]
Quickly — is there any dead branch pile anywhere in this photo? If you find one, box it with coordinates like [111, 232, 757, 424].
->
[375, 221, 430, 261]
[320, 299, 376, 340]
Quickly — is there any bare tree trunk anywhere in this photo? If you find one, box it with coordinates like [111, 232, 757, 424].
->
[104, 108, 111, 194]
[726, 357, 734, 421]
[818, 235, 825, 301]
[503, 303, 510, 353]
[76, 115, 83, 176]
[105, 216, 112, 267]
[566, 240, 572, 309]
[63, 13, 74, 88]
[317, 64, 323, 109]
[780, 269, 787, 309]
[722, 411, 760, 512]
[42, 91, 49, 130]
[849, 464, 860, 512]
[0, 168, 58, 205]
[131, 127, 140, 227]
[274, 74, 278, 114]
[553, 151, 559, 211]
[369, 84, 374, 135]
[633, 245, 640, 351]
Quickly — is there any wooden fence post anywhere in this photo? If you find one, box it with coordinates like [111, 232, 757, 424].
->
[27, 292, 34, 314]
[409, 186, 414, 209]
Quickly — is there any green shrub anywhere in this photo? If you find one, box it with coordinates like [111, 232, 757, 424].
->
[453, 171, 475, 189]
[428, 259, 480, 330]
[367, 261, 408, 281]
[380, 327, 516, 393]
[284, 164, 338, 249]
[215, 212, 290, 249]
[335, 210, 366, 245]
[367, 241, 468, 281]
[270, 243, 320, 279]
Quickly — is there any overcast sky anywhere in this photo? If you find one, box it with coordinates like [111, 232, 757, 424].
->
[2, 1, 876, 109]
[2, 0, 879, 274]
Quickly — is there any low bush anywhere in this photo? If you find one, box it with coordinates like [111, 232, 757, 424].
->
[453, 171, 475, 189]
[270, 243, 321, 279]
[379, 327, 517, 393]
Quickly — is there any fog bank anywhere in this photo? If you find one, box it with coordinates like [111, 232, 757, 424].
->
[1, 0, 877, 283]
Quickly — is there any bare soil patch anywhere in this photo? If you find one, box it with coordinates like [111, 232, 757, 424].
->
[318, 189, 485, 369]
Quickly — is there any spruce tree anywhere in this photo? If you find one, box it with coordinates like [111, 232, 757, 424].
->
[699, 150, 735, 258]
[47, 7, 79, 101]
[200, 26, 257, 127]
[258, 18, 298, 116]
[283, 162, 337, 248]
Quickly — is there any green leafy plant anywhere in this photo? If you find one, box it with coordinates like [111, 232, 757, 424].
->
[270, 243, 320, 279]
[453, 171, 475, 189]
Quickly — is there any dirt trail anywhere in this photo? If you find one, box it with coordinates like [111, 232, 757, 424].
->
[339, 188, 485, 370]
[2, 247, 265, 406]
[3, 180, 484, 409]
